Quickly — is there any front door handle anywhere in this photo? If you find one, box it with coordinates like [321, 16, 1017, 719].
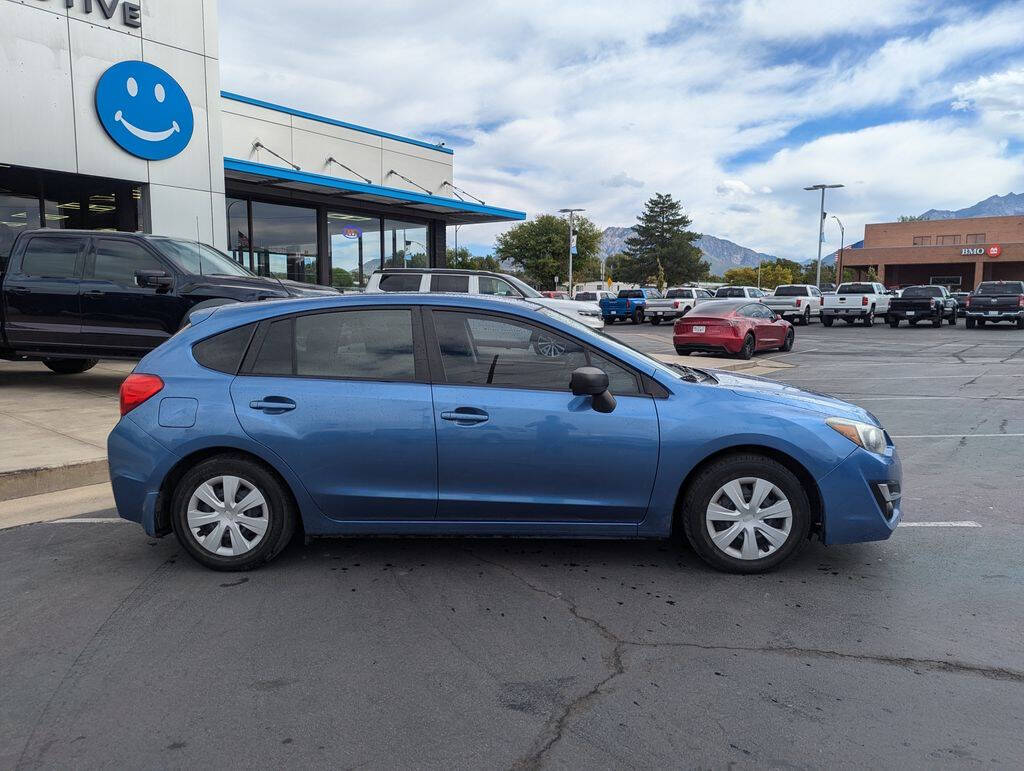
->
[441, 408, 489, 425]
[8, 286, 31, 295]
[83, 290, 106, 298]
[250, 397, 296, 413]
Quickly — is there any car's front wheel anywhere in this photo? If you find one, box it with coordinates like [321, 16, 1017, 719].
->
[779, 328, 794, 352]
[681, 454, 811, 573]
[171, 455, 296, 571]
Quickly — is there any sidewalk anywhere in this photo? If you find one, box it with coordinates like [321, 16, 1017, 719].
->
[0, 360, 131, 501]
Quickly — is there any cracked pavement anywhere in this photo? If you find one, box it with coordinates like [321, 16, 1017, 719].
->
[2, 320, 1023, 768]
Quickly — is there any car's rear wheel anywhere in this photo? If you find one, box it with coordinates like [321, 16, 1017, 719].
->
[822, 316, 834, 327]
[1017, 317, 1024, 330]
[605, 317, 615, 325]
[674, 347, 691, 356]
[43, 358, 99, 375]
[681, 454, 811, 573]
[965, 317, 976, 329]
[948, 313, 957, 326]
[801, 308, 811, 325]
[978, 319, 987, 328]
[650, 317, 661, 325]
[632, 309, 645, 324]
[171, 455, 296, 571]
[932, 316, 942, 328]
[889, 318, 900, 328]
[779, 328, 794, 352]
[738, 334, 755, 360]
[863, 309, 875, 326]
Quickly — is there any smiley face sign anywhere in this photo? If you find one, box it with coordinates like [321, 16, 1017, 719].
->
[95, 61, 194, 161]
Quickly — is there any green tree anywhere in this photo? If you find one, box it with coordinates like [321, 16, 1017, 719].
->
[722, 267, 759, 286]
[615, 193, 709, 285]
[897, 214, 925, 222]
[446, 247, 501, 272]
[331, 267, 354, 288]
[494, 214, 602, 290]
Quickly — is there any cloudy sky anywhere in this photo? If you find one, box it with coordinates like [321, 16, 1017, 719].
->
[219, 0, 1024, 259]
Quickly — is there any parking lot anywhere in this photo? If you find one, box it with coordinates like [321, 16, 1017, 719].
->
[2, 318, 1023, 769]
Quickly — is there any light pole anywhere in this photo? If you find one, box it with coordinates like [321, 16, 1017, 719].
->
[558, 208, 584, 294]
[804, 184, 844, 288]
[831, 214, 845, 286]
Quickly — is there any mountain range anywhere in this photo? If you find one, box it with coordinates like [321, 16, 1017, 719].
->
[918, 192, 1024, 221]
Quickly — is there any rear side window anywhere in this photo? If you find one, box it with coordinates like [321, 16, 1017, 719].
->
[430, 274, 469, 293]
[479, 276, 519, 296]
[378, 273, 422, 292]
[193, 323, 257, 374]
[250, 310, 416, 381]
[19, 237, 84, 278]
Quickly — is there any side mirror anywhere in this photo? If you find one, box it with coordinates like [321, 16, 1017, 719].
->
[570, 366, 616, 414]
[136, 269, 173, 289]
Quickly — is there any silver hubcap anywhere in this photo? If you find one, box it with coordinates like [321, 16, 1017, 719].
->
[187, 475, 269, 557]
[535, 335, 567, 357]
[705, 477, 793, 560]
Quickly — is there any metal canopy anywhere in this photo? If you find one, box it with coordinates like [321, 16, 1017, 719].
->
[223, 158, 526, 225]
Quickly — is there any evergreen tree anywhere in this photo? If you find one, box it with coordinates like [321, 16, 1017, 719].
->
[614, 194, 708, 285]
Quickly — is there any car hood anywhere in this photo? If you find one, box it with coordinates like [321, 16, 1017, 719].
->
[533, 297, 600, 314]
[708, 370, 878, 424]
[191, 274, 339, 298]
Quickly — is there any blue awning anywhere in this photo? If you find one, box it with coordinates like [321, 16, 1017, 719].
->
[224, 158, 526, 225]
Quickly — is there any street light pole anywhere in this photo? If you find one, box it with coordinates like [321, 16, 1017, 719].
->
[804, 184, 844, 288]
[558, 208, 585, 295]
[831, 215, 845, 285]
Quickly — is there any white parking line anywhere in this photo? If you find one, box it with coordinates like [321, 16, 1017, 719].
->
[49, 517, 126, 524]
[781, 373, 1014, 381]
[891, 433, 1024, 439]
[899, 521, 981, 528]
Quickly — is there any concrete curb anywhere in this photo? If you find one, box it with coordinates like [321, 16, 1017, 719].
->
[0, 459, 109, 503]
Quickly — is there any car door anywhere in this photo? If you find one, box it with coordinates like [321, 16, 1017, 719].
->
[79, 237, 183, 353]
[2, 234, 87, 351]
[747, 304, 782, 348]
[230, 306, 438, 520]
[426, 308, 659, 523]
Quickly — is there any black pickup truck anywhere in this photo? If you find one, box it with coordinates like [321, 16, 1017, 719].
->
[0, 229, 337, 374]
[964, 281, 1024, 329]
[887, 285, 957, 328]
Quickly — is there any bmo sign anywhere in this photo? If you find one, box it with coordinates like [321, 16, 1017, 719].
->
[962, 245, 1002, 257]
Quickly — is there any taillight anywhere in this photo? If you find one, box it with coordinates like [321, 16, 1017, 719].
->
[1018, 295, 1024, 308]
[120, 374, 164, 416]
[673, 300, 681, 309]
[929, 299, 936, 308]
[795, 298, 802, 307]
[966, 296, 972, 307]
[862, 296, 869, 306]
[820, 297, 824, 306]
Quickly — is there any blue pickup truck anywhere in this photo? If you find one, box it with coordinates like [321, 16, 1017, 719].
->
[600, 288, 661, 324]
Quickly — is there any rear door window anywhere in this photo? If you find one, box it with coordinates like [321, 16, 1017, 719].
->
[378, 273, 422, 292]
[18, 237, 85, 278]
[430, 274, 469, 293]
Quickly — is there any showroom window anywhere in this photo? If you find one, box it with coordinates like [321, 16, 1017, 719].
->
[226, 197, 251, 268]
[328, 213, 382, 288]
[0, 194, 42, 267]
[250, 201, 318, 283]
[384, 219, 428, 269]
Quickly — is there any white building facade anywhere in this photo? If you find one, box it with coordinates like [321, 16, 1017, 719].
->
[0, 0, 523, 288]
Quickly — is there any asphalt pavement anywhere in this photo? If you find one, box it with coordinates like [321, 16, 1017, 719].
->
[2, 318, 1022, 769]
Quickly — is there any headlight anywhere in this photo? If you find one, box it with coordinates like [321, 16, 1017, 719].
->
[826, 417, 887, 455]
[578, 309, 601, 317]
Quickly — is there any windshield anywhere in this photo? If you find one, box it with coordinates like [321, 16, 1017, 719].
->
[773, 286, 807, 297]
[902, 286, 942, 298]
[501, 274, 542, 298]
[150, 238, 255, 277]
[716, 287, 748, 298]
[837, 283, 874, 294]
[976, 282, 1024, 296]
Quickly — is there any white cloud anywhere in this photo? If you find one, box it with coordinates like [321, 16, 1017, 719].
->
[218, 0, 1024, 257]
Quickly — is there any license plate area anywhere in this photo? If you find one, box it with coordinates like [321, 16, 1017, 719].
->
[692, 325, 706, 333]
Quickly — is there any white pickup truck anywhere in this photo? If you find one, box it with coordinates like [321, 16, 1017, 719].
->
[760, 284, 823, 325]
[821, 282, 891, 326]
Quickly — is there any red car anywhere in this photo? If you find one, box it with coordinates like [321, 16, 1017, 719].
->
[673, 300, 794, 359]
[541, 291, 570, 299]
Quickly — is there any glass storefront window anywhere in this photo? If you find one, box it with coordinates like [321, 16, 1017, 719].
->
[384, 219, 428, 269]
[0, 194, 42, 266]
[250, 201, 318, 283]
[328, 213, 381, 288]
[226, 197, 251, 268]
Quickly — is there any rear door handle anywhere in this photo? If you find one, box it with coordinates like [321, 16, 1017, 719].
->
[441, 408, 489, 424]
[8, 286, 31, 295]
[83, 290, 106, 297]
[250, 397, 296, 413]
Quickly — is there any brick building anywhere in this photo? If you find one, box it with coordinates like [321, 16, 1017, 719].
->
[842, 215, 1024, 290]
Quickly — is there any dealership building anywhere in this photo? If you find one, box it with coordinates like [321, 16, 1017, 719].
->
[0, 0, 525, 288]
[842, 215, 1024, 290]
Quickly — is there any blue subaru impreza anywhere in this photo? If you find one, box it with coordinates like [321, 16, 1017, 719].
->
[108, 293, 901, 573]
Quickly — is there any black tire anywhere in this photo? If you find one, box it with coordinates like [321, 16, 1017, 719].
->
[650, 317, 661, 326]
[1017, 317, 1024, 330]
[888, 318, 900, 328]
[978, 319, 986, 328]
[632, 309, 645, 324]
[171, 454, 296, 571]
[680, 453, 811, 573]
[948, 313, 957, 326]
[674, 347, 691, 356]
[604, 317, 615, 325]
[932, 317, 942, 328]
[779, 328, 794, 352]
[43, 358, 99, 375]
[965, 317, 976, 329]
[801, 308, 811, 326]
[822, 316, 834, 327]
[863, 308, 875, 326]
[738, 334, 755, 360]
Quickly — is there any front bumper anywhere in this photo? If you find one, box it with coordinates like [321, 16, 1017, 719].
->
[818, 445, 902, 545]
